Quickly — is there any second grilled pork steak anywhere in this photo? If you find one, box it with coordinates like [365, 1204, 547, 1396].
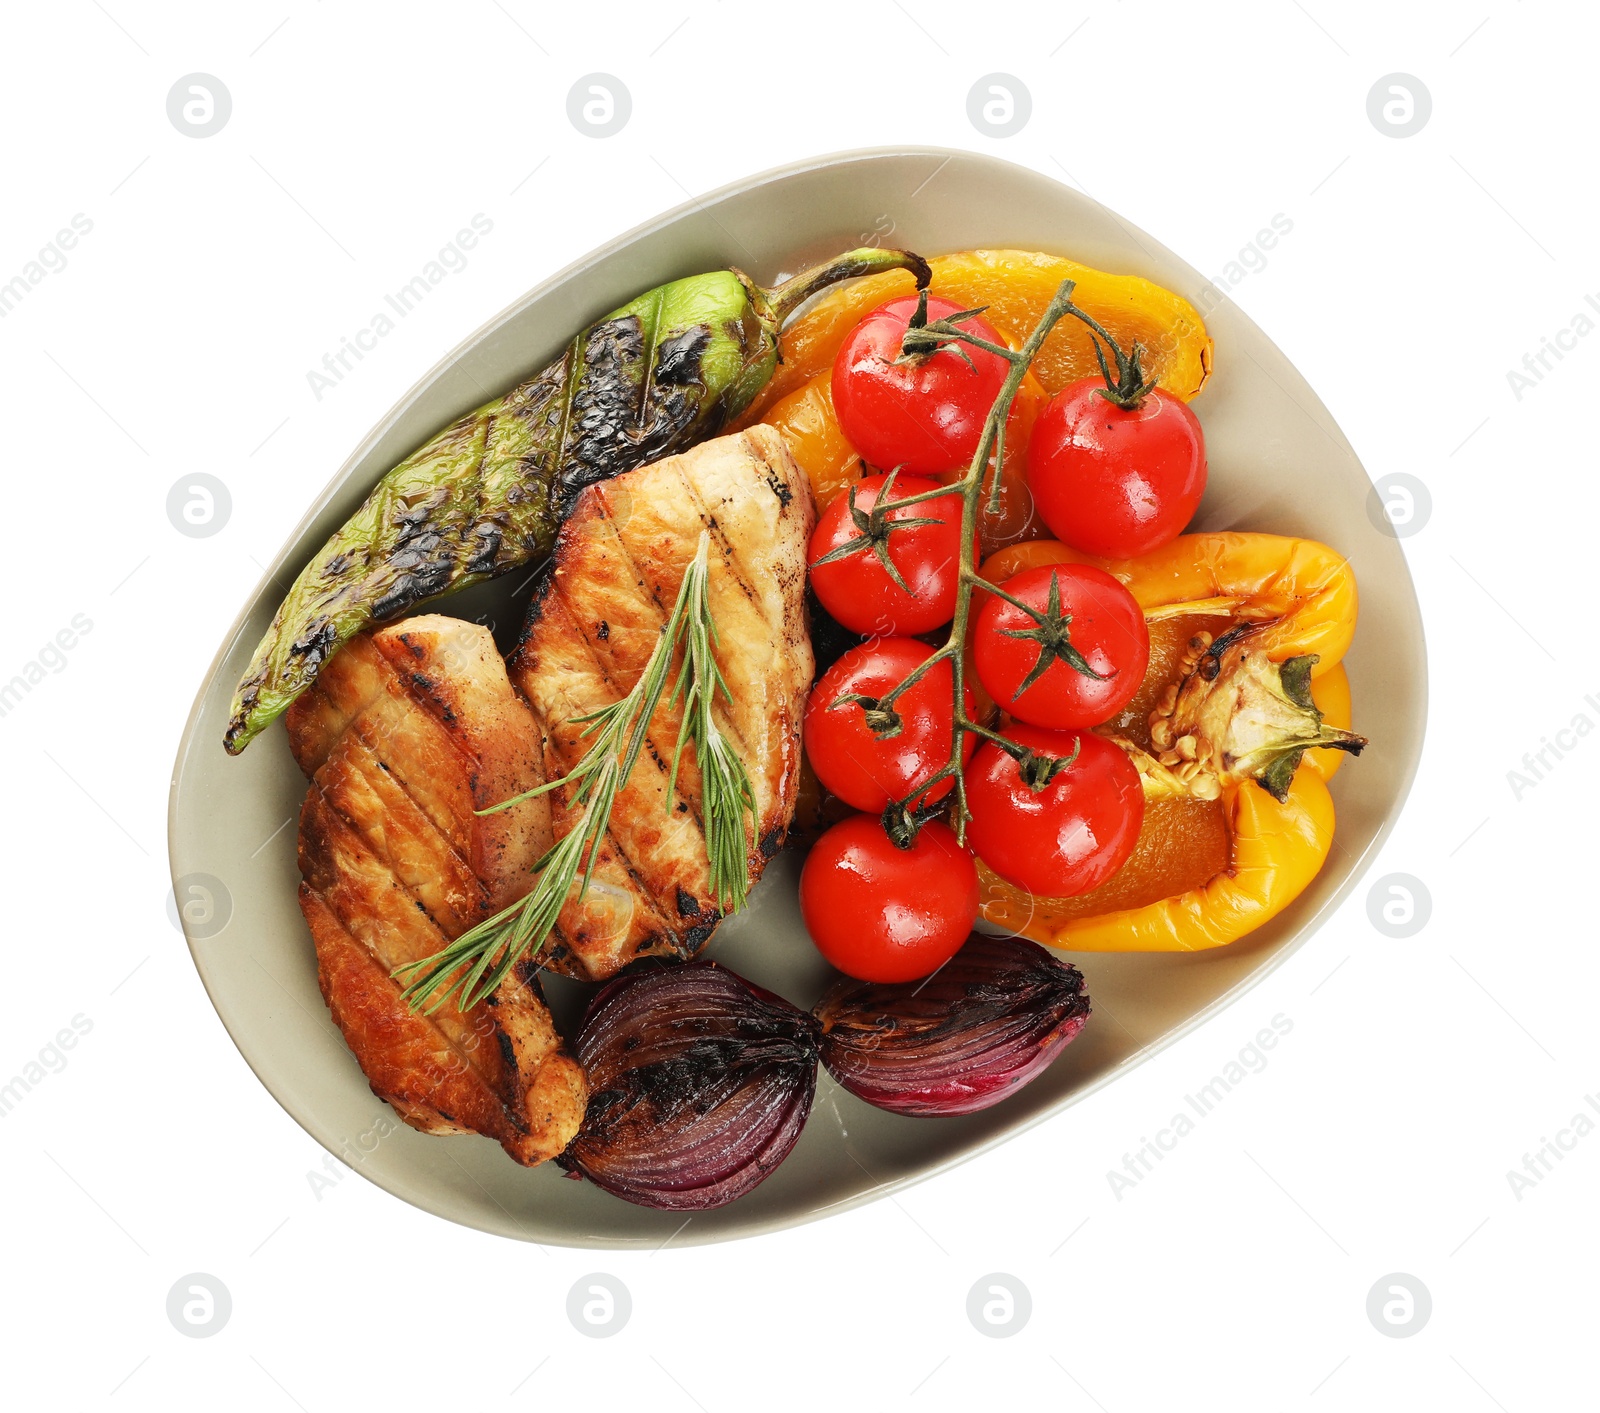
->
[286, 616, 586, 1166]
[509, 423, 814, 982]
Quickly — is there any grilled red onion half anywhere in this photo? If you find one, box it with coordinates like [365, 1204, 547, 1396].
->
[813, 934, 1090, 1116]
[561, 962, 820, 1210]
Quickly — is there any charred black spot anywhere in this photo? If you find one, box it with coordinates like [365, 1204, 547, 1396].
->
[513, 579, 555, 653]
[495, 1029, 517, 1070]
[463, 520, 505, 577]
[766, 472, 793, 508]
[551, 315, 717, 516]
[759, 826, 785, 859]
[288, 616, 339, 668]
[682, 920, 719, 953]
[653, 325, 712, 387]
[580, 1013, 817, 1137]
[230, 672, 264, 717]
[676, 887, 698, 918]
[596, 620, 609, 641]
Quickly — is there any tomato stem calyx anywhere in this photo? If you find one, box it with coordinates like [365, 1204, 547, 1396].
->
[1057, 301, 1158, 410]
[829, 691, 904, 740]
[984, 569, 1111, 701]
[896, 287, 1004, 371]
[880, 793, 953, 850]
[1015, 739, 1083, 793]
[808, 467, 949, 598]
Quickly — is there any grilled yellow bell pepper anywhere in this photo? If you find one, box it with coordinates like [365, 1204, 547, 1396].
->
[972, 532, 1362, 953]
[745, 248, 1214, 556]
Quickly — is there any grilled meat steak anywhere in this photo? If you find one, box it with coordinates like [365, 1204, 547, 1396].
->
[287, 615, 586, 1165]
[509, 423, 814, 981]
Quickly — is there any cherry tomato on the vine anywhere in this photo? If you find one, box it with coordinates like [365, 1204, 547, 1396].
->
[1027, 377, 1207, 558]
[964, 724, 1144, 897]
[973, 564, 1149, 729]
[832, 295, 1011, 477]
[799, 815, 979, 982]
[804, 639, 977, 813]
[808, 473, 967, 635]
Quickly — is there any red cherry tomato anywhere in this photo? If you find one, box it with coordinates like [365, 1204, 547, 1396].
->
[973, 564, 1150, 729]
[808, 473, 967, 635]
[800, 815, 979, 982]
[1027, 378, 1207, 558]
[805, 640, 978, 812]
[964, 724, 1144, 897]
[832, 295, 1010, 477]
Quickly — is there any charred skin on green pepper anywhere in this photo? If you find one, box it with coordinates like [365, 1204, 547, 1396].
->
[224, 247, 931, 755]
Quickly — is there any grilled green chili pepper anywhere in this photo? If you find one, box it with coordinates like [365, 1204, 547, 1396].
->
[224, 246, 931, 754]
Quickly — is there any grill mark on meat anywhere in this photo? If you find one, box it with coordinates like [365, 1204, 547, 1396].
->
[587, 514, 713, 839]
[528, 698, 685, 959]
[542, 512, 716, 866]
[332, 736, 489, 933]
[350, 714, 471, 856]
[300, 801, 505, 1097]
[301, 888, 514, 1136]
[288, 615, 584, 1163]
[540, 729, 684, 940]
[549, 467, 744, 838]
[523, 608, 703, 947]
[655, 440, 808, 844]
[682, 919, 719, 951]
[509, 427, 812, 980]
[664, 459, 764, 763]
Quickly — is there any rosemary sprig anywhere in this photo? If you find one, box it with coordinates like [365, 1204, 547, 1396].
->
[669, 550, 758, 912]
[393, 530, 757, 1015]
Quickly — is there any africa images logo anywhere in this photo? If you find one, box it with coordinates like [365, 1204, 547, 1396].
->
[1107, 1015, 1294, 1198]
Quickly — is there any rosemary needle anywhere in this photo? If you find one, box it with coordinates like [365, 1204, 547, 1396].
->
[394, 530, 759, 1015]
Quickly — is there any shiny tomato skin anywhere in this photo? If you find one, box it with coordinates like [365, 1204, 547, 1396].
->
[1027, 379, 1207, 558]
[832, 296, 1010, 477]
[804, 640, 977, 812]
[808, 474, 966, 635]
[799, 815, 979, 983]
[964, 724, 1145, 897]
[973, 564, 1150, 729]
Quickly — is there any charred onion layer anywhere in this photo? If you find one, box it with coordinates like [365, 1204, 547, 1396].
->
[561, 962, 820, 1209]
[813, 934, 1090, 1116]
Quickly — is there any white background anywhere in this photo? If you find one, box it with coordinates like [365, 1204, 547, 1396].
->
[2, 1, 1594, 1408]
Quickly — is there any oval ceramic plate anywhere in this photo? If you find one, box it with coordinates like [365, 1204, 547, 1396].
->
[170, 147, 1426, 1248]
